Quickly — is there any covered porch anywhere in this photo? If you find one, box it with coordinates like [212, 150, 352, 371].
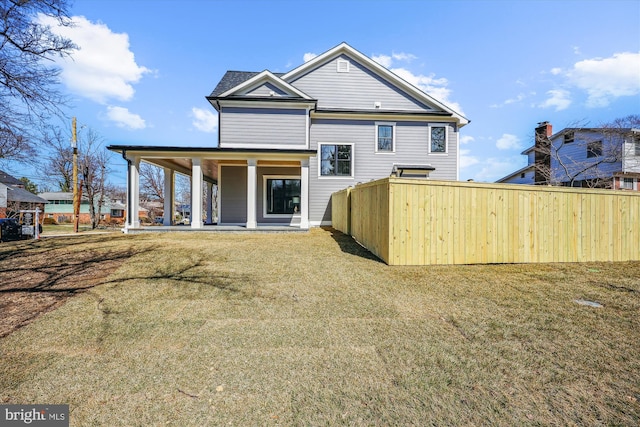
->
[107, 146, 316, 232]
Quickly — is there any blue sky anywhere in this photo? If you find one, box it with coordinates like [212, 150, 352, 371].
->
[8, 0, 640, 188]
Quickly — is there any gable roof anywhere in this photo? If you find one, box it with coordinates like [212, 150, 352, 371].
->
[282, 42, 469, 126]
[6, 186, 48, 204]
[0, 170, 23, 186]
[215, 70, 314, 100]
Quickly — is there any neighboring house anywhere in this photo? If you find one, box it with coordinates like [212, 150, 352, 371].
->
[108, 42, 469, 230]
[38, 192, 148, 224]
[498, 121, 640, 190]
[0, 170, 47, 218]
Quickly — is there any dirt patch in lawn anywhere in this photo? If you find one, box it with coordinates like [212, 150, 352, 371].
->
[0, 235, 139, 338]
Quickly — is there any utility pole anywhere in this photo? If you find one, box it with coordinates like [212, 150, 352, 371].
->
[72, 117, 79, 233]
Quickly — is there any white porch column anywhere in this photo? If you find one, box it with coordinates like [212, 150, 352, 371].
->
[206, 182, 213, 224]
[300, 159, 309, 229]
[126, 155, 141, 230]
[246, 159, 257, 229]
[191, 157, 203, 229]
[163, 167, 174, 226]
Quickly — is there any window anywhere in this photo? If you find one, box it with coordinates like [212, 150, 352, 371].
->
[265, 178, 301, 215]
[587, 140, 602, 158]
[634, 136, 640, 156]
[320, 144, 353, 177]
[376, 123, 394, 152]
[520, 173, 526, 178]
[564, 132, 575, 144]
[621, 178, 634, 190]
[430, 126, 447, 153]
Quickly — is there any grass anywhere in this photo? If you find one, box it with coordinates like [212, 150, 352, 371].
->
[41, 223, 117, 234]
[0, 228, 638, 426]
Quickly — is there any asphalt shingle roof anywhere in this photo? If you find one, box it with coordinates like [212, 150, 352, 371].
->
[209, 71, 285, 98]
[7, 186, 48, 204]
[0, 170, 23, 186]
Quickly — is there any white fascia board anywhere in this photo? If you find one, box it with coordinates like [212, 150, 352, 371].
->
[283, 42, 469, 126]
[310, 110, 459, 123]
[126, 150, 313, 162]
[218, 99, 316, 110]
[218, 70, 314, 100]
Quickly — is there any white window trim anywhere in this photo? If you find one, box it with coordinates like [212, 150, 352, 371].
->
[318, 142, 355, 179]
[337, 58, 350, 73]
[262, 175, 301, 218]
[375, 122, 396, 154]
[428, 124, 449, 155]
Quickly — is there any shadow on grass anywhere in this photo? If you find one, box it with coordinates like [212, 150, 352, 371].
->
[325, 227, 384, 263]
[0, 235, 152, 337]
[102, 254, 257, 299]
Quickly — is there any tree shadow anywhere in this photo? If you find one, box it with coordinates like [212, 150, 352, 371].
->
[325, 227, 384, 263]
[0, 236, 152, 338]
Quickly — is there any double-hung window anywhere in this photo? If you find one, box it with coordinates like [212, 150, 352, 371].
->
[429, 125, 447, 153]
[587, 140, 602, 158]
[320, 144, 353, 177]
[376, 123, 395, 152]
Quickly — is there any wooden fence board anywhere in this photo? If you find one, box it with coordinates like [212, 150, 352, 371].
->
[332, 178, 640, 265]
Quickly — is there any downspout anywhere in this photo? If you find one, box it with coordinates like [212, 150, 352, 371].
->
[216, 100, 222, 147]
[121, 149, 132, 230]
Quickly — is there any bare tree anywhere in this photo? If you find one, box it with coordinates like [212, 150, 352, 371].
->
[0, 0, 76, 164]
[79, 128, 110, 229]
[44, 125, 112, 228]
[531, 115, 640, 188]
[175, 174, 191, 221]
[39, 126, 73, 191]
[140, 162, 164, 202]
[103, 183, 125, 203]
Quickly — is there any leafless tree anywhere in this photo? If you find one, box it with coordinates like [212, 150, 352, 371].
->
[78, 128, 110, 229]
[531, 115, 640, 188]
[39, 126, 73, 191]
[44, 125, 112, 228]
[175, 174, 191, 220]
[0, 0, 76, 164]
[140, 162, 164, 202]
[103, 183, 125, 203]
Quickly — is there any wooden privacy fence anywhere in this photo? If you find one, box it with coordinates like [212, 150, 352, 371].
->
[332, 178, 640, 265]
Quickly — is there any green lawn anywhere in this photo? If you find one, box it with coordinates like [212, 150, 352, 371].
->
[0, 229, 638, 425]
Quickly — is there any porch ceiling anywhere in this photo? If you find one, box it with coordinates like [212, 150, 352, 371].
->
[142, 157, 219, 184]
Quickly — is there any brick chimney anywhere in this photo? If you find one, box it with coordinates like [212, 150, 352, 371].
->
[536, 121, 553, 138]
[534, 121, 552, 185]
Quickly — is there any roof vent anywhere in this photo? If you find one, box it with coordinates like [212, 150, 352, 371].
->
[337, 59, 350, 73]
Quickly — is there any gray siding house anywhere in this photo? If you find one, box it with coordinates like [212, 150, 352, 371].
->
[108, 42, 469, 230]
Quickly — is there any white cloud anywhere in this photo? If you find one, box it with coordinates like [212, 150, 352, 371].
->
[473, 157, 524, 182]
[495, 133, 522, 150]
[303, 52, 317, 62]
[392, 52, 417, 62]
[460, 135, 475, 145]
[550, 67, 563, 75]
[567, 52, 640, 107]
[37, 14, 151, 103]
[106, 106, 146, 129]
[390, 67, 464, 114]
[369, 50, 463, 114]
[372, 54, 392, 67]
[539, 89, 572, 111]
[191, 107, 218, 133]
[459, 149, 479, 169]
